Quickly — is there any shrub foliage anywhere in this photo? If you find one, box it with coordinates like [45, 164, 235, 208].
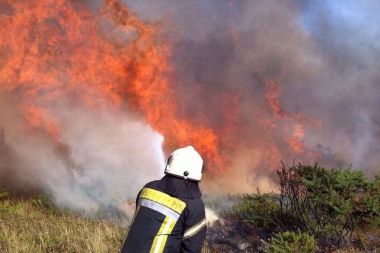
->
[263, 231, 315, 253]
[229, 162, 380, 251]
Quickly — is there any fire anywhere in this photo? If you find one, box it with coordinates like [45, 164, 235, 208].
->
[0, 0, 220, 169]
[0, 0, 325, 193]
[265, 79, 322, 163]
[23, 105, 60, 138]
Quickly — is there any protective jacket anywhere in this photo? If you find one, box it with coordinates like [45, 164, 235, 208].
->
[120, 175, 207, 253]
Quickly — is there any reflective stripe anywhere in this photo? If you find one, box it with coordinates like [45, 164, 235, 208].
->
[139, 199, 180, 220]
[183, 218, 206, 240]
[150, 216, 176, 253]
[139, 188, 186, 214]
[138, 188, 186, 252]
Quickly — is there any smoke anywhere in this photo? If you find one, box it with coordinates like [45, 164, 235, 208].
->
[0, 0, 168, 220]
[0, 0, 379, 220]
[46, 105, 165, 211]
[0, 91, 165, 214]
[296, 0, 380, 175]
[124, 0, 380, 188]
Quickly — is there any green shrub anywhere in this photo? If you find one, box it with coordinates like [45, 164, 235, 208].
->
[230, 190, 278, 228]
[228, 162, 380, 250]
[31, 194, 60, 214]
[352, 174, 380, 228]
[275, 163, 380, 248]
[263, 231, 315, 253]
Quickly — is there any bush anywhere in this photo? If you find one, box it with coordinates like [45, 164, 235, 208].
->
[231, 190, 278, 228]
[263, 231, 315, 253]
[275, 163, 380, 249]
[227, 162, 380, 251]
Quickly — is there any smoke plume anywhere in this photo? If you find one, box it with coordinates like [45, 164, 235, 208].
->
[125, 0, 380, 190]
[0, 0, 379, 218]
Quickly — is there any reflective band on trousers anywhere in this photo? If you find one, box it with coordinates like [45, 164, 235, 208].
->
[183, 218, 206, 240]
[139, 188, 186, 215]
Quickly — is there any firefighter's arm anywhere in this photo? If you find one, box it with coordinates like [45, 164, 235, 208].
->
[180, 202, 207, 253]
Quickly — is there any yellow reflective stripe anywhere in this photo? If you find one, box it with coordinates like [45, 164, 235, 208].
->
[139, 199, 180, 220]
[149, 216, 176, 253]
[139, 188, 186, 214]
[183, 218, 206, 240]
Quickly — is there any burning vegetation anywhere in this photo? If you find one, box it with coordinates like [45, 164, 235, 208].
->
[0, 0, 379, 229]
[0, 0, 332, 196]
[1, 1, 380, 252]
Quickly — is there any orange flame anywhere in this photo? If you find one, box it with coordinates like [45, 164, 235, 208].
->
[0, 0, 327, 190]
[0, 0, 220, 169]
[265, 79, 322, 162]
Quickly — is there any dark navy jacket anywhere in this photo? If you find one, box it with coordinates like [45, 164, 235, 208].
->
[120, 175, 207, 253]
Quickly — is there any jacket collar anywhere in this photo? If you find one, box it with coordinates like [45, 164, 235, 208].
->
[157, 175, 202, 199]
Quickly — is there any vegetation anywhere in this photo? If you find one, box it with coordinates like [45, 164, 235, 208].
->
[1, 162, 380, 252]
[224, 162, 380, 252]
[263, 231, 315, 253]
[0, 190, 125, 253]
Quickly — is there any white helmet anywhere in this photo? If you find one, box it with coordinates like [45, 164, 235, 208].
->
[164, 146, 203, 181]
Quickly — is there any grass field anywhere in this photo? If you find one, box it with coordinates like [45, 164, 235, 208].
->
[0, 195, 125, 253]
[1, 193, 379, 253]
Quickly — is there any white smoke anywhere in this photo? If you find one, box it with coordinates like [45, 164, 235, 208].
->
[48, 104, 165, 212]
[0, 93, 165, 216]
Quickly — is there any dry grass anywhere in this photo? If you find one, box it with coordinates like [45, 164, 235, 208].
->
[1, 195, 379, 253]
[0, 197, 126, 253]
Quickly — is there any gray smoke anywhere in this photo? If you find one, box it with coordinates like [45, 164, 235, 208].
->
[124, 0, 380, 184]
[1, 0, 379, 218]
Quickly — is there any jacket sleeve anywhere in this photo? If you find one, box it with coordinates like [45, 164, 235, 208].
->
[180, 200, 207, 253]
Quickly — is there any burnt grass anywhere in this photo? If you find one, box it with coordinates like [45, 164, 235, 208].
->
[205, 212, 380, 253]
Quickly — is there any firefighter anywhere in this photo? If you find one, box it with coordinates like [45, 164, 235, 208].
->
[120, 146, 207, 253]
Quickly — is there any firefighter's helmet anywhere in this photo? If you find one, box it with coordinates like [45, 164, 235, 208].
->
[164, 146, 203, 181]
